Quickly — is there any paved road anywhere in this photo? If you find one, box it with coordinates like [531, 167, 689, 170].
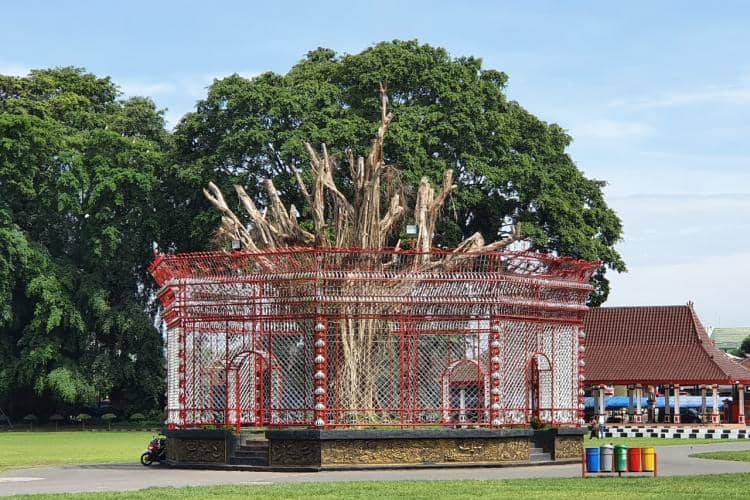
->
[2, 442, 750, 496]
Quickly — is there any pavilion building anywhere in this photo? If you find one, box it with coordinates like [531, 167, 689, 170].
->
[583, 303, 750, 425]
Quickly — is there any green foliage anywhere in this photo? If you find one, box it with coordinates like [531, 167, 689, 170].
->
[172, 41, 624, 302]
[739, 336, 750, 355]
[0, 67, 166, 418]
[9, 475, 750, 499]
[691, 450, 750, 462]
[101, 412, 117, 430]
[129, 412, 145, 422]
[76, 412, 91, 429]
[48, 413, 64, 431]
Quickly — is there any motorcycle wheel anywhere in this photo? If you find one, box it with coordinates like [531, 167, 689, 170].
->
[140, 452, 153, 466]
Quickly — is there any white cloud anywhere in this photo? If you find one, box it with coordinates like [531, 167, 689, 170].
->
[607, 253, 750, 328]
[162, 110, 183, 130]
[609, 192, 750, 215]
[119, 80, 178, 97]
[573, 119, 654, 139]
[610, 85, 750, 109]
[181, 71, 258, 99]
[118, 71, 258, 100]
[0, 62, 30, 77]
[598, 165, 750, 199]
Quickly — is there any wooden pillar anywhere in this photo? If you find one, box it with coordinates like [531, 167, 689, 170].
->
[664, 386, 671, 423]
[598, 385, 606, 417]
[673, 385, 681, 423]
[627, 387, 634, 423]
[738, 385, 745, 425]
[648, 386, 657, 423]
[633, 385, 643, 423]
[700, 386, 707, 422]
[711, 384, 720, 424]
[591, 387, 599, 417]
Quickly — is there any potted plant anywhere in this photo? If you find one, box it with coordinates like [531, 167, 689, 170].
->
[22, 414, 37, 431]
[49, 414, 64, 431]
[101, 413, 117, 431]
[76, 413, 92, 430]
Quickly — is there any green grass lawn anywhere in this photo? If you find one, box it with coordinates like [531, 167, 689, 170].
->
[0, 431, 741, 473]
[7, 475, 750, 500]
[690, 450, 750, 462]
[0, 431, 153, 471]
[583, 435, 745, 447]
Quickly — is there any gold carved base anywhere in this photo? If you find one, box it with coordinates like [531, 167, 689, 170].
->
[270, 437, 530, 467]
[166, 437, 228, 464]
[554, 435, 583, 460]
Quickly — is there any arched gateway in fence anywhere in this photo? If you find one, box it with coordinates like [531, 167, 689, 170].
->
[150, 247, 598, 431]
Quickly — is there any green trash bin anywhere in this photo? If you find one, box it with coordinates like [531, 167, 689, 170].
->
[614, 444, 628, 472]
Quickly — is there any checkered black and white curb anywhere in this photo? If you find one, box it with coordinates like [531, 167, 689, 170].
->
[604, 426, 750, 439]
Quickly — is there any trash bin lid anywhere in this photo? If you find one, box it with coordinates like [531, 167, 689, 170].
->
[600, 444, 614, 449]
[614, 444, 627, 450]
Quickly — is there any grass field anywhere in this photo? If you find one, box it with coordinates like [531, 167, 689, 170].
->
[0, 431, 741, 472]
[0, 431, 152, 471]
[690, 450, 750, 462]
[7, 475, 750, 500]
[583, 435, 745, 447]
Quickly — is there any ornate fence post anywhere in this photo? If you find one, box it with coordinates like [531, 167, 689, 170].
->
[577, 327, 586, 426]
[489, 322, 503, 428]
[313, 318, 328, 428]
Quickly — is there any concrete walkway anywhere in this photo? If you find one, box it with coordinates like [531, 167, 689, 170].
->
[2, 442, 750, 496]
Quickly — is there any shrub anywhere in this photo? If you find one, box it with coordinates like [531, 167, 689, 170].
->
[49, 414, 64, 431]
[129, 413, 146, 423]
[76, 413, 92, 430]
[101, 413, 117, 431]
[23, 414, 38, 431]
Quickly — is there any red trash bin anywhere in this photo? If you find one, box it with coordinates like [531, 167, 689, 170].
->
[627, 447, 642, 472]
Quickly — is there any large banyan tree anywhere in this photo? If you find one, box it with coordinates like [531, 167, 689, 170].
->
[200, 86, 524, 417]
[143, 82, 599, 432]
[169, 41, 624, 307]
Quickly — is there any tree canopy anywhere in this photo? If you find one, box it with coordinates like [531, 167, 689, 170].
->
[172, 41, 624, 304]
[0, 68, 166, 417]
[740, 336, 750, 356]
[0, 41, 626, 418]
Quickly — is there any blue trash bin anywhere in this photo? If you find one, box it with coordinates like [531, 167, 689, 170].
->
[585, 447, 600, 472]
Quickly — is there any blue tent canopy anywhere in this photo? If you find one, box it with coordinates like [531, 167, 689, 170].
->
[584, 396, 731, 410]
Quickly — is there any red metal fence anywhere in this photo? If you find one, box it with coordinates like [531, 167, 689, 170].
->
[150, 247, 598, 430]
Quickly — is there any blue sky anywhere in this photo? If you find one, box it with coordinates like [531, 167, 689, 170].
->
[3, 1, 750, 326]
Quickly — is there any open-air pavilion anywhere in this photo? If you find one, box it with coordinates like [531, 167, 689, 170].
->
[583, 303, 750, 425]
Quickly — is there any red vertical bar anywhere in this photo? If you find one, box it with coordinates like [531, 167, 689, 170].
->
[399, 317, 406, 429]
[225, 321, 230, 430]
[235, 370, 241, 433]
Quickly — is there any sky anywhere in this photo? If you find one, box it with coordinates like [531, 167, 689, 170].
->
[2, 1, 749, 327]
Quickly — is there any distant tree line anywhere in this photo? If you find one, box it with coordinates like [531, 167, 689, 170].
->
[0, 41, 624, 420]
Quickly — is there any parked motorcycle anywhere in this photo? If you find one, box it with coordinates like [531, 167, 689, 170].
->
[140, 436, 167, 466]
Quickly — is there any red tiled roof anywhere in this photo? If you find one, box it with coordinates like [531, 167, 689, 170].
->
[740, 357, 750, 370]
[583, 305, 750, 385]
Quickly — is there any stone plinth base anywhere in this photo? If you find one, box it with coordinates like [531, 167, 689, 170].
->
[266, 428, 583, 469]
[163, 427, 585, 470]
[163, 429, 238, 465]
[552, 428, 586, 459]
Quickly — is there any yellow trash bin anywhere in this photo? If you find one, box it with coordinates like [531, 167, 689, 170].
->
[641, 447, 656, 472]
